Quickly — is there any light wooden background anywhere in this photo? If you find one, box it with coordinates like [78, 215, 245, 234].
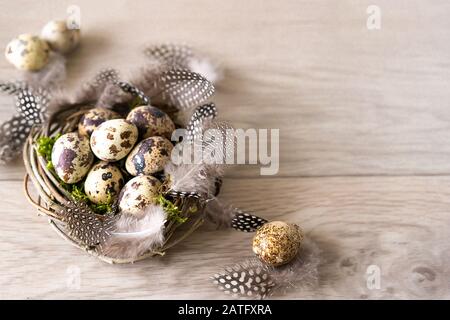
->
[0, 0, 449, 299]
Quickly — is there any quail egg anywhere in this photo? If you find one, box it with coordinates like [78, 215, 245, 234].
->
[78, 107, 120, 137]
[126, 105, 175, 139]
[5, 34, 50, 71]
[252, 221, 304, 267]
[90, 119, 138, 161]
[118, 175, 161, 215]
[84, 161, 124, 204]
[125, 136, 173, 176]
[51, 132, 94, 184]
[41, 20, 81, 54]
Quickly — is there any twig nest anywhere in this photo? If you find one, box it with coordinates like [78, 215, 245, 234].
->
[252, 221, 304, 267]
[78, 107, 120, 137]
[90, 119, 138, 161]
[51, 132, 94, 183]
[125, 136, 173, 176]
[126, 105, 175, 139]
[41, 20, 80, 54]
[5, 34, 50, 71]
[84, 161, 124, 204]
[118, 175, 161, 215]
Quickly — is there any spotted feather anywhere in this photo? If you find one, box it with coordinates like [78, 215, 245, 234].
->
[60, 202, 116, 249]
[186, 103, 217, 142]
[166, 190, 201, 200]
[154, 69, 215, 110]
[116, 81, 150, 105]
[0, 81, 28, 95]
[212, 261, 275, 299]
[0, 114, 33, 163]
[92, 68, 120, 86]
[15, 89, 49, 122]
[231, 211, 268, 232]
[144, 43, 193, 68]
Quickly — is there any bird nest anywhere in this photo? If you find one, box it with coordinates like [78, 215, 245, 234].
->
[23, 102, 207, 264]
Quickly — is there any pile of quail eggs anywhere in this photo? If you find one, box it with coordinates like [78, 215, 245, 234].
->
[51, 105, 176, 215]
[5, 20, 80, 71]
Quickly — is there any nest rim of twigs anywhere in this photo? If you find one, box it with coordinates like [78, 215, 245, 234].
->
[22, 102, 206, 264]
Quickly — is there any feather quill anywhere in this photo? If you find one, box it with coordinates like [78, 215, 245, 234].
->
[101, 205, 167, 259]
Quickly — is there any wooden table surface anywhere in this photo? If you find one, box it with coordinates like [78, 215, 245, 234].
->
[1, 0, 449, 299]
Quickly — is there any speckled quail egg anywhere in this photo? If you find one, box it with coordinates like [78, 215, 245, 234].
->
[90, 119, 138, 161]
[126, 105, 175, 139]
[84, 161, 124, 204]
[5, 34, 50, 71]
[51, 132, 94, 184]
[125, 136, 173, 176]
[78, 107, 120, 137]
[118, 175, 161, 215]
[41, 20, 80, 54]
[252, 221, 304, 267]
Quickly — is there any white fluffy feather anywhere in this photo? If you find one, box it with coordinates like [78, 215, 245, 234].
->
[187, 56, 223, 85]
[101, 205, 167, 259]
[164, 160, 219, 197]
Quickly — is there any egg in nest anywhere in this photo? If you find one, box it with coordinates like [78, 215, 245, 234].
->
[126, 105, 175, 140]
[252, 221, 304, 266]
[125, 136, 173, 176]
[84, 161, 124, 204]
[51, 132, 94, 184]
[118, 175, 161, 215]
[90, 119, 138, 161]
[5, 34, 50, 71]
[78, 107, 120, 137]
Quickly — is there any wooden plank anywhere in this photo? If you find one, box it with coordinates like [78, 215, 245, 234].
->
[1, 0, 450, 178]
[1, 177, 448, 299]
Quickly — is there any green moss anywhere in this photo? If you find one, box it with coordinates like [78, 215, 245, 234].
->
[36, 134, 61, 162]
[156, 194, 188, 224]
[46, 161, 54, 171]
[70, 184, 89, 202]
[90, 193, 114, 215]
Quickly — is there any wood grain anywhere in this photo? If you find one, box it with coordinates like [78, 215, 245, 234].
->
[1, 177, 449, 299]
[0, 0, 449, 299]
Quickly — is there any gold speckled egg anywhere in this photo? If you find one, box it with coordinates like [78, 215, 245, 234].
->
[125, 136, 173, 176]
[84, 161, 124, 204]
[5, 34, 50, 71]
[126, 105, 175, 139]
[78, 107, 120, 137]
[41, 20, 80, 54]
[51, 132, 94, 184]
[118, 175, 161, 215]
[90, 119, 138, 161]
[252, 221, 304, 266]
